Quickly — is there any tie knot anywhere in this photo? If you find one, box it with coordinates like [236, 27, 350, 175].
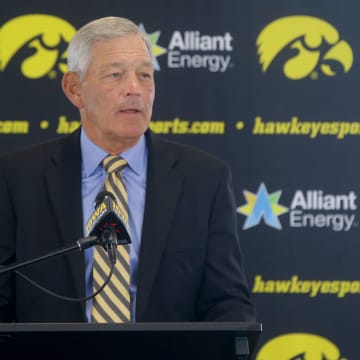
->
[103, 155, 127, 174]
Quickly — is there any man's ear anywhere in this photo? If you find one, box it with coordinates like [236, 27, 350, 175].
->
[61, 71, 84, 108]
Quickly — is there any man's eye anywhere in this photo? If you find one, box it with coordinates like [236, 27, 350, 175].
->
[111, 73, 121, 78]
[141, 73, 152, 79]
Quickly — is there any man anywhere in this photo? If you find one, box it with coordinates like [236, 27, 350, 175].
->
[0, 16, 256, 323]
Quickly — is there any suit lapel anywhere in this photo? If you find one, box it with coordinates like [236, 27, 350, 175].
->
[44, 130, 86, 319]
[136, 132, 184, 319]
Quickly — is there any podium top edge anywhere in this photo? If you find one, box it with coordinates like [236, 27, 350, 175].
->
[0, 321, 262, 333]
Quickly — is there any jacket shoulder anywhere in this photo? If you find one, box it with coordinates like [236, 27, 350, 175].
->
[149, 132, 230, 171]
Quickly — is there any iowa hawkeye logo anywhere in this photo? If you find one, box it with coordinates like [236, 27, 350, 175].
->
[256, 16, 353, 80]
[0, 14, 76, 79]
[256, 333, 346, 360]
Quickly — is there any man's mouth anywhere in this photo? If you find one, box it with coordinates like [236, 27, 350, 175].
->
[121, 109, 140, 113]
[118, 105, 142, 113]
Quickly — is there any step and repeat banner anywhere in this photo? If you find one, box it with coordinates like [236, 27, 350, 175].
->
[1, 0, 359, 358]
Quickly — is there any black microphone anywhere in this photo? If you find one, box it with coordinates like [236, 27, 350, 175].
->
[85, 191, 131, 247]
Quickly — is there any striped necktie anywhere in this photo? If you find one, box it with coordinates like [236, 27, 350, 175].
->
[91, 155, 131, 323]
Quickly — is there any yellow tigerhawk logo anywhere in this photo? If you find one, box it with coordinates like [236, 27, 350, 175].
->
[256, 16, 353, 80]
[256, 333, 346, 360]
[0, 14, 76, 79]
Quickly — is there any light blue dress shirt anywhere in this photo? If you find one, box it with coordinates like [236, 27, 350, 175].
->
[80, 129, 147, 322]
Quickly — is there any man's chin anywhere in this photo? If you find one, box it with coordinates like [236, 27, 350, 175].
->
[108, 127, 146, 143]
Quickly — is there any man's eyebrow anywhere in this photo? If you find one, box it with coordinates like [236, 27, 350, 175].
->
[140, 60, 153, 67]
[99, 61, 153, 72]
[100, 62, 125, 71]
[135, 60, 154, 70]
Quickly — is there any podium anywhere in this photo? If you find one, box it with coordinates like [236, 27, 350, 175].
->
[0, 322, 262, 359]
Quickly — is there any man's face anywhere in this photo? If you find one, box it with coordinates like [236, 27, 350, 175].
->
[77, 34, 155, 152]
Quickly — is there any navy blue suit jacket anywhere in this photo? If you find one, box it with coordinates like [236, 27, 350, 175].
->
[0, 129, 255, 323]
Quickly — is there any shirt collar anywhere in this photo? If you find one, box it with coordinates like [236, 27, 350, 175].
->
[80, 128, 147, 177]
[121, 134, 147, 176]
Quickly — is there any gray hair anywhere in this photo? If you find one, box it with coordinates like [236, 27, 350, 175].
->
[67, 16, 153, 77]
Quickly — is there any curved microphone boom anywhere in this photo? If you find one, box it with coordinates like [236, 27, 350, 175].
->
[0, 191, 130, 302]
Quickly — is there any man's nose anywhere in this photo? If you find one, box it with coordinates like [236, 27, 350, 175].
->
[125, 73, 141, 96]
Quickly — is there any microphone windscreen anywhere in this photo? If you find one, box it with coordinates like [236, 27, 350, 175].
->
[85, 191, 131, 245]
[95, 190, 115, 207]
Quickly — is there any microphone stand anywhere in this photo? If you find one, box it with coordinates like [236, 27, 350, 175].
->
[0, 236, 98, 276]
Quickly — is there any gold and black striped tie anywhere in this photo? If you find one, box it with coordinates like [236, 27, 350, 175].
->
[91, 155, 131, 323]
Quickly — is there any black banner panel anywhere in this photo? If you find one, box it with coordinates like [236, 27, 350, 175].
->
[1, 0, 359, 358]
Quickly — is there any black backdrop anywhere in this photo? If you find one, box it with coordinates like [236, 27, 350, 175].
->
[1, 1, 359, 358]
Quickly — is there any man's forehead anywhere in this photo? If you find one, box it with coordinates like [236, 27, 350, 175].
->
[93, 35, 147, 50]
[91, 37, 152, 60]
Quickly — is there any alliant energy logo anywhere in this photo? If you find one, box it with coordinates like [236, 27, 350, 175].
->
[256, 333, 346, 360]
[0, 14, 76, 79]
[237, 183, 288, 230]
[256, 15, 353, 80]
[167, 30, 233, 72]
[141, 25, 233, 72]
[237, 183, 357, 231]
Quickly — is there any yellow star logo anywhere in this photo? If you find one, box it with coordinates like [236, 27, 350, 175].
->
[139, 24, 167, 70]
